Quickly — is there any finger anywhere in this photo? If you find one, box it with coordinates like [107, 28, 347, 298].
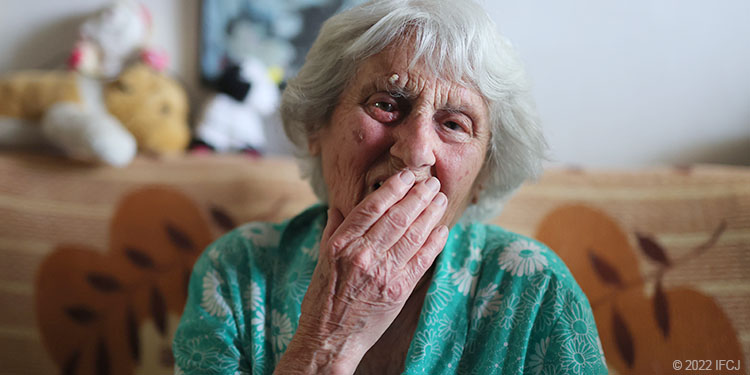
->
[389, 191, 447, 267]
[403, 225, 449, 284]
[363, 176, 441, 251]
[335, 170, 415, 241]
[321, 207, 344, 250]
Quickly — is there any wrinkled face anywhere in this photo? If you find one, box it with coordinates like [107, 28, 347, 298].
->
[311, 42, 490, 228]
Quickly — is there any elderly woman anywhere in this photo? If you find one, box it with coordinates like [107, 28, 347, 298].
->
[174, 0, 607, 374]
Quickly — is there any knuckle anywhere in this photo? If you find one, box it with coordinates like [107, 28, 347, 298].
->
[328, 235, 349, 253]
[385, 282, 406, 301]
[385, 209, 410, 229]
[350, 251, 371, 271]
[403, 228, 425, 248]
[361, 199, 386, 216]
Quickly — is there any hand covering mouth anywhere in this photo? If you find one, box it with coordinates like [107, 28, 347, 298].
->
[367, 170, 433, 194]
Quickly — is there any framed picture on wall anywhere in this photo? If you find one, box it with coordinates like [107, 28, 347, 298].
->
[200, 0, 364, 88]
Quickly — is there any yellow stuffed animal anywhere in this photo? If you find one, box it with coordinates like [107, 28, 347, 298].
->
[0, 64, 189, 166]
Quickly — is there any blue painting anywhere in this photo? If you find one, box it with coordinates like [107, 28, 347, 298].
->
[201, 0, 364, 86]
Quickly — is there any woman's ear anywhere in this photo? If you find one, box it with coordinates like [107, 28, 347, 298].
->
[308, 133, 321, 156]
[471, 182, 483, 205]
[470, 168, 489, 205]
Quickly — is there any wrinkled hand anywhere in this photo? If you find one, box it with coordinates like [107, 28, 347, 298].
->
[276, 170, 449, 374]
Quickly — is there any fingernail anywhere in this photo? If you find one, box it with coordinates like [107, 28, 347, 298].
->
[438, 225, 448, 236]
[400, 170, 415, 184]
[426, 177, 439, 191]
[435, 192, 447, 206]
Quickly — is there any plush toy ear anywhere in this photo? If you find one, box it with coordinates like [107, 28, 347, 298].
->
[139, 48, 169, 72]
[216, 65, 250, 101]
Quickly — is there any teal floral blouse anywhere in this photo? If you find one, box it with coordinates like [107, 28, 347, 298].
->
[173, 205, 608, 374]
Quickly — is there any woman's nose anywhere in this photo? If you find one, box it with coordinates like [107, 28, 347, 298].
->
[389, 113, 437, 169]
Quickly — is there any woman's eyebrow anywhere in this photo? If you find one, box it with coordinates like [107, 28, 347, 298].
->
[361, 76, 416, 100]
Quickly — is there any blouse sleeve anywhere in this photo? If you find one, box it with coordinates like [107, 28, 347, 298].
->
[531, 286, 609, 375]
[172, 243, 251, 375]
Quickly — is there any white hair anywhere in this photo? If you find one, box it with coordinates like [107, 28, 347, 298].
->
[281, 0, 547, 222]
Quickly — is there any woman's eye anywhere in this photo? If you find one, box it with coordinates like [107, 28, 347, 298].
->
[444, 121, 461, 131]
[374, 102, 395, 112]
[366, 97, 401, 123]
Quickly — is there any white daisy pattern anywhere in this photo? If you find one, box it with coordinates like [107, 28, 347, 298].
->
[555, 299, 597, 344]
[537, 289, 559, 329]
[541, 363, 566, 375]
[252, 340, 265, 375]
[300, 242, 319, 259]
[559, 339, 600, 374]
[527, 337, 550, 375]
[472, 283, 502, 322]
[438, 316, 458, 341]
[174, 337, 220, 371]
[424, 269, 453, 323]
[410, 330, 440, 362]
[451, 245, 482, 296]
[271, 309, 293, 352]
[243, 281, 263, 311]
[239, 222, 280, 248]
[275, 268, 313, 300]
[497, 293, 520, 329]
[201, 270, 230, 318]
[250, 306, 266, 341]
[596, 336, 607, 368]
[498, 239, 548, 277]
[207, 246, 220, 263]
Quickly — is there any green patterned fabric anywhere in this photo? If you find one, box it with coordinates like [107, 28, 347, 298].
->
[173, 205, 608, 374]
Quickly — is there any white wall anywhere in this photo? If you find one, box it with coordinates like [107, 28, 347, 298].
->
[485, 0, 750, 166]
[2, 0, 748, 166]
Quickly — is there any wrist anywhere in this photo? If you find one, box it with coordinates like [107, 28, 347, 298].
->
[274, 327, 367, 375]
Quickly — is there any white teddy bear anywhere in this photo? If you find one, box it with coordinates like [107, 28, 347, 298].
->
[68, 0, 167, 78]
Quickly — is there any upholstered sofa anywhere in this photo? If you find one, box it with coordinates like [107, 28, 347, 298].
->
[1, 151, 747, 374]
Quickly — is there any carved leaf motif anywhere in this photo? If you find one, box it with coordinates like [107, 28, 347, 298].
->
[612, 307, 635, 368]
[654, 279, 670, 338]
[126, 306, 140, 363]
[165, 223, 195, 252]
[96, 337, 111, 375]
[636, 233, 670, 266]
[588, 251, 623, 286]
[698, 220, 727, 251]
[210, 206, 236, 232]
[125, 247, 155, 269]
[86, 273, 122, 293]
[151, 286, 167, 335]
[65, 306, 97, 324]
[62, 350, 80, 375]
